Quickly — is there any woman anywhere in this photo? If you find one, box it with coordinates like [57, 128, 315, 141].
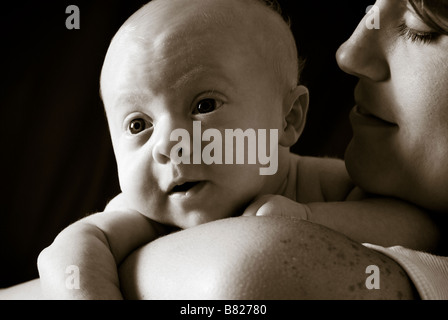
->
[1, 0, 447, 300]
[335, 0, 448, 298]
[116, 0, 448, 300]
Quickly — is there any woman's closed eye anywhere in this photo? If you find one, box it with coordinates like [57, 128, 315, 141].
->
[396, 22, 440, 44]
[397, 4, 444, 45]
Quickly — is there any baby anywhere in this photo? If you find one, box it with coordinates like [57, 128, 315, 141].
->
[37, 0, 440, 299]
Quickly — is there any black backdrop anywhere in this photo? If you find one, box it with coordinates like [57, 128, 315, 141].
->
[0, 0, 371, 288]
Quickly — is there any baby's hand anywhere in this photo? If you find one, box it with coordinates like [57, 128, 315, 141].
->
[243, 195, 310, 220]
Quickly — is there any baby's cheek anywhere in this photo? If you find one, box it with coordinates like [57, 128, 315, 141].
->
[118, 161, 153, 209]
[121, 181, 161, 221]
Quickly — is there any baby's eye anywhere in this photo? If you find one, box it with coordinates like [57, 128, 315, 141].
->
[128, 118, 148, 135]
[194, 98, 222, 114]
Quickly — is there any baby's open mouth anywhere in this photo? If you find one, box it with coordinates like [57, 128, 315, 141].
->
[169, 181, 201, 194]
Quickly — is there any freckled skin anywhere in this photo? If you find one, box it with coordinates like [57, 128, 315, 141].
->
[119, 217, 418, 299]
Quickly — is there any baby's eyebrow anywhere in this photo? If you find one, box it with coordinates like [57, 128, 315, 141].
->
[169, 65, 235, 92]
[169, 65, 208, 91]
[113, 92, 150, 110]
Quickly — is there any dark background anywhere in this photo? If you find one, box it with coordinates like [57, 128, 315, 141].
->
[0, 0, 371, 288]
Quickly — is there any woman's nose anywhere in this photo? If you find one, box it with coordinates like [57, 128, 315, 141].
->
[336, 6, 390, 82]
[152, 117, 191, 165]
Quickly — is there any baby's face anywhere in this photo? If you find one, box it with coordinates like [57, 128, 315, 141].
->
[101, 0, 289, 228]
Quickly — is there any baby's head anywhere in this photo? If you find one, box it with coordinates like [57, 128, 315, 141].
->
[100, 0, 309, 228]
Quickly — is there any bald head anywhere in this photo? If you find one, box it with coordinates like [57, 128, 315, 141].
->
[100, 0, 300, 105]
[99, 0, 309, 227]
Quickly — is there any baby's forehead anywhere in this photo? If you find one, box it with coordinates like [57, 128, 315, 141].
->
[124, 0, 235, 36]
[120, 0, 283, 45]
[110, 2, 246, 69]
[101, 0, 298, 104]
[104, 3, 267, 73]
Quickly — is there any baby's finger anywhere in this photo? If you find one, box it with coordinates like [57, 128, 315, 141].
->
[242, 195, 272, 216]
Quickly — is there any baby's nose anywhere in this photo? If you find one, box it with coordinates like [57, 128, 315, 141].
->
[152, 117, 191, 165]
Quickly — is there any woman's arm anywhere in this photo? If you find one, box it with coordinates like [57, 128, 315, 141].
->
[291, 157, 441, 252]
[118, 216, 418, 299]
[306, 197, 441, 252]
[245, 194, 441, 252]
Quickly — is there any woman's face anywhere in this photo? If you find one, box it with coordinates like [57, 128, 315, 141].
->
[337, 0, 448, 212]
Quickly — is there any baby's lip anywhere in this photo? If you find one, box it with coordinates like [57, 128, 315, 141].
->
[166, 179, 203, 195]
[169, 181, 200, 194]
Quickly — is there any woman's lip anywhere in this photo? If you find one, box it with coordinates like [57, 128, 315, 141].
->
[350, 105, 397, 127]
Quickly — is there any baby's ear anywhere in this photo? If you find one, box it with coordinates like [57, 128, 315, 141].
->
[279, 85, 309, 147]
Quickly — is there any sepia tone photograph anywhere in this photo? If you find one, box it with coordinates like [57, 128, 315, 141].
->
[1, 0, 447, 304]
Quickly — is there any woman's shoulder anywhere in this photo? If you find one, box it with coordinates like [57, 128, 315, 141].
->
[119, 215, 418, 299]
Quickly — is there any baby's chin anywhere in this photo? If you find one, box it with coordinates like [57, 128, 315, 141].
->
[147, 207, 237, 230]
[134, 191, 252, 229]
[175, 211, 233, 230]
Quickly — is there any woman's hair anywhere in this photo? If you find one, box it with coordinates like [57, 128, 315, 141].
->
[409, 0, 448, 34]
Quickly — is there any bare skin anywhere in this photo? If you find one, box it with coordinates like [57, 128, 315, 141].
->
[119, 216, 418, 300]
[2, 0, 444, 300]
[0, 216, 417, 300]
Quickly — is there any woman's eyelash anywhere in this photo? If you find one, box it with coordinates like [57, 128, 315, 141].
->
[396, 22, 439, 44]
